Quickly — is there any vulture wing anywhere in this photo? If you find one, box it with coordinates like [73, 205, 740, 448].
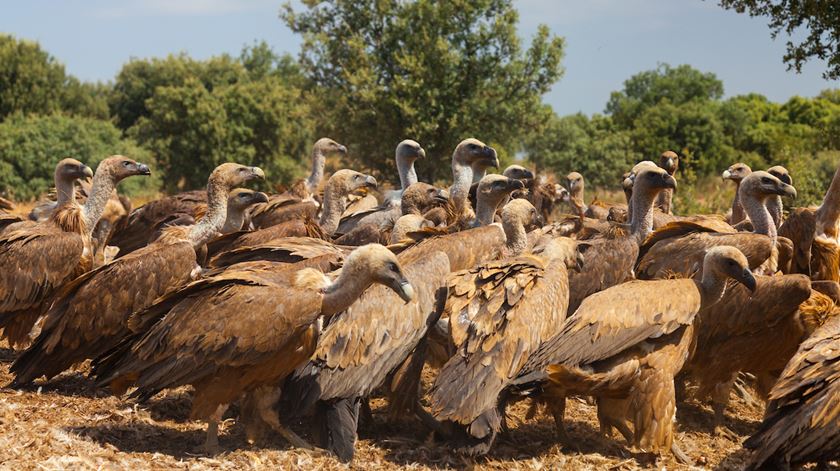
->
[568, 235, 638, 313]
[209, 236, 347, 268]
[108, 190, 206, 256]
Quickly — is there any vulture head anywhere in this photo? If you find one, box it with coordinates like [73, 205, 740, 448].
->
[503, 165, 535, 181]
[501, 198, 543, 231]
[329, 169, 378, 198]
[740, 171, 797, 200]
[345, 244, 415, 303]
[634, 167, 677, 195]
[478, 174, 525, 209]
[396, 139, 426, 163]
[452, 138, 499, 170]
[659, 150, 679, 175]
[533, 236, 586, 272]
[96, 156, 152, 181]
[722, 163, 752, 183]
[767, 165, 792, 186]
[209, 163, 265, 189]
[228, 189, 269, 212]
[565, 172, 584, 198]
[402, 182, 448, 212]
[703, 245, 757, 293]
[556, 184, 570, 203]
[314, 137, 348, 158]
[55, 158, 94, 183]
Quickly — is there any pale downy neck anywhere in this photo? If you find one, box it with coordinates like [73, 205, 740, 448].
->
[305, 148, 327, 194]
[766, 196, 783, 229]
[471, 167, 487, 184]
[475, 196, 499, 226]
[188, 180, 229, 247]
[815, 166, 840, 236]
[740, 188, 776, 239]
[502, 215, 527, 256]
[730, 182, 746, 225]
[629, 186, 659, 242]
[450, 161, 473, 217]
[220, 204, 248, 234]
[655, 188, 673, 214]
[397, 155, 418, 190]
[319, 182, 347, 236]
[321, 266, 374, 317]
[82, 171, 117, 237]
[55, 176, 77, 207]
[570, 193, 585, 219]
[699, 267, 728, 307]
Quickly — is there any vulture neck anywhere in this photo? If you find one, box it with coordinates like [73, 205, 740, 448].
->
[730, 182, 746, 225]
[815, 166, 840, 239]
[655, 189, 672, 214]
[397, 155, 418, 190]
[502, 216, 527, 256]
[319, 182, 347, 236]
[450, 161, 473, 217]
[55, 175, 77, 208]
[698, 269, 728, 307]
[81, 171, 117, 237]
[220, 205, 247, 234]
[475, 196, 499, 226]
[305, 148, 327, 194]
[471, 167, 487, 184]
[629, 187, 658, 243]
[188, 179, 229, 247]
[741, 189, 776, 239]
[321, 268, 374, 317]
[766, 196, 783, 229]
[569, 192, 585, 219]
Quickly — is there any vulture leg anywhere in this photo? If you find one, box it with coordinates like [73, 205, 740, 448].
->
[360, 398, 374, 428]
[670, 441, 692, 465]
[203, 404, 228, 454]
[711, 374, 738, 438]
[597, 398, 632, 443]
[545, 393, 569, 442]
[254, 387, 316, 451]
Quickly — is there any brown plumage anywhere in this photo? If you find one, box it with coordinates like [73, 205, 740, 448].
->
[513, 246, 757, 460]
[0, 156, 151, 348]
[655, 150, 679, 214]
[430, 237, 581, 455]
[722, 162, 752, 225]
[208, 236, 349, 268]
[94, 244, 413, 453]
[743, 315, 840, 470]
[9, 166, 266, 386]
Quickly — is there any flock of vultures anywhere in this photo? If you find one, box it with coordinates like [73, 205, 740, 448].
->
[0, 137, 838, 470]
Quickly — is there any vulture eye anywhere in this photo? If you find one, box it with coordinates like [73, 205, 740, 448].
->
[761, 177, 772, 184]
[122, 161, 131, 167]
[388, 262, 399, 272]
[468, 144, 477, 150]
[354, 174, 362, 180]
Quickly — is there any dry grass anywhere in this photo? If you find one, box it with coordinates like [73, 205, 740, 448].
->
[0, 341, 802, 471]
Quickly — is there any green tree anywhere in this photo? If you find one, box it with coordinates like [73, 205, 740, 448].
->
[282, 0, 565, 182]
[719, 0, 840, 80]
[0, 114, 158, 200]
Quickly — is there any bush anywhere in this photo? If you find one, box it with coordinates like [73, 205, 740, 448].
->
[0, 114, 159, 200]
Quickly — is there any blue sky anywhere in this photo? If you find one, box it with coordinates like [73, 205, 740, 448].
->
[3, 0, 837, 115]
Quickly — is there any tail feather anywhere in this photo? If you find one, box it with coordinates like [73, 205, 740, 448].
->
[314, 398, 360, 463]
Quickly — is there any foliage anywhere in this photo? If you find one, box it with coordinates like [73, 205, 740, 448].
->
[0, 114, 158, 200]
[719, 0, 840, 80]
[282, 0, 565, 182]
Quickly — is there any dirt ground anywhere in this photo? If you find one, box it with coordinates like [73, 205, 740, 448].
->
[3, 339, 826, 471]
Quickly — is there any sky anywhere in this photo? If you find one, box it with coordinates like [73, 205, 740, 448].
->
[3, 0, 838, 116]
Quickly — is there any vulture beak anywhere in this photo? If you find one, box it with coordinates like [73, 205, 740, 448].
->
[81, 165, 94, 179]
[777, 184, 797, 199]
[523, 169, 535, 180]
[533, 213, 545, 228]
[136, 163, 152, 176]
[249, 167, 266, 181]
[364, 175, 378, 189]
[508, 179, 526, 191]
[482, 146, 499, 169]
[432, 189, 449, 205]
[338, 145, 348, 154]
[254, 192, 269, 204]
[417, 147, 427, 159]
[722, 169, 731, 180]
[778, 174, 793, 185]
[391, 278, 415, 303]
[574, 252, 585, 272]
[663, 174, 677, 190]
[665, 158, 676, 172]
[739, 268, 757, 293]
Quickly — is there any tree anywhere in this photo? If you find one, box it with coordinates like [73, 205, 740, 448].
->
[282, 0, 565, 182]
[0, 114, 158, 200]
[719, 0, 840, 80]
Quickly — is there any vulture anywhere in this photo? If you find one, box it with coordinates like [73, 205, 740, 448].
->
[377, 139, 428, 208]
[722, 162, 752, 226]
[778, 164, 840, 282]
[565, 172, 609, 221]
[742, 315, 840, 470]
[0, 159, 93, 235]
[449, 138, 500, 223]
[467, 164, 534, 212]
[565, 166, 677, 313]
[94, 244, 414, 453]
[655, 150, 679, 214]
[679, 274, 838, 433]
[766, 165, 791, 229]
[512, 246, 757, 462]
[635, 171, 796, 279]
[249, 137, 348, 229]
[0, 156, 150, 348]
[205, 169, 377, 263]
[9, 164, 267, 387]
[429, 237, 583, 455]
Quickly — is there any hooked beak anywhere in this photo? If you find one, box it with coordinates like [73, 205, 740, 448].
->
[777, 184, 797, 199]
[508, 179, 525, 191]
[364, 175, 378, 189]
[523, 169, 535, 180]
[663, 174, 677, 190]
[136, 163, 152, 176]
[722, 169, 731, 180]
[739, 268, 757, 293]
[574, 252, 585, 272]
[417, 147, 426, 159]
[338, 145, 348, 155]
[249, 167, 265, 181]
[665, 158, 676, 172]
[81, 165, 94, 179]
[391, 278, 415, 303]
[254, 192, 269, 204]
[483, 146, 499, 168]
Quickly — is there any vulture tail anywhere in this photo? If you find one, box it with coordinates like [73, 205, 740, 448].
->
[8, 335, 64, 388]
[314, 397, 360, 463]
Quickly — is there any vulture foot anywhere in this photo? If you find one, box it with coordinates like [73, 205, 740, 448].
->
[713, 425, 739, 441]
[670, 441, 692, 465]
[202, 421, 221, 455]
